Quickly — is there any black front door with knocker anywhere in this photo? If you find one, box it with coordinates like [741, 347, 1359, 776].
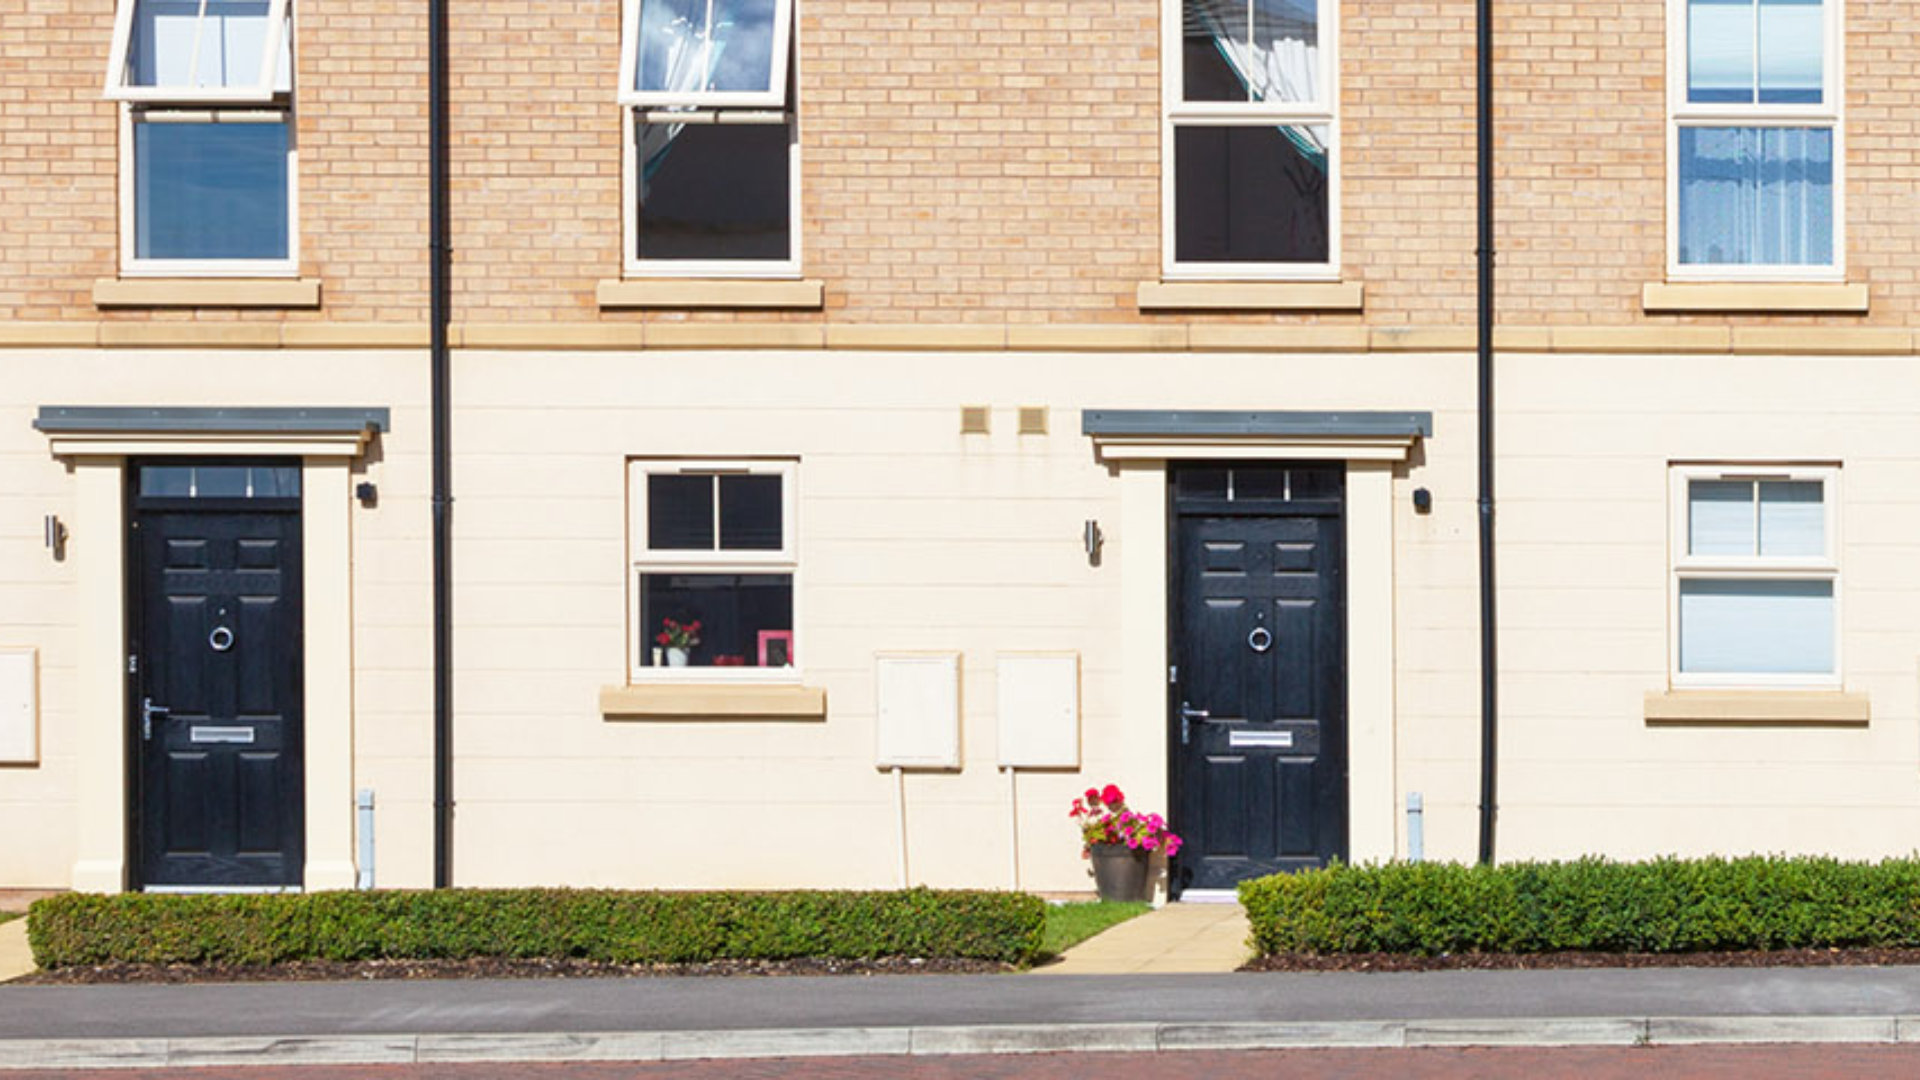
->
[129, 462, 305, 888]
[1169, 464, 1347, 893]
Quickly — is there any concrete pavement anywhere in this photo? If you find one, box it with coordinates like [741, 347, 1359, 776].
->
[9, 966, 1920, 1067]
[0, 921, 30, 984]
[1038, 902, 1251, 974]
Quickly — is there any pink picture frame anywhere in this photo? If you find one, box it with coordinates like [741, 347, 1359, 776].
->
[758, 630, 794, 667]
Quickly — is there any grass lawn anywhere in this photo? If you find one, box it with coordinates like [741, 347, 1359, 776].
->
[0, 913, 18, 926]
[1040, 900, 1151, 959]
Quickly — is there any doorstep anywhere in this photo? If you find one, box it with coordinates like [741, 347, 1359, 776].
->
[1035, 903, 1252, 975]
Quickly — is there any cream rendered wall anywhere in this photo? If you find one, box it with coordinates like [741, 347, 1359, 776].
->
[1494, 352, 1920, 861]
[449, 348, 1480, 890]
[0, 350, 434, 890]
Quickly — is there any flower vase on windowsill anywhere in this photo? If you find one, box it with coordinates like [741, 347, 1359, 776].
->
[655, 618, 701, 669]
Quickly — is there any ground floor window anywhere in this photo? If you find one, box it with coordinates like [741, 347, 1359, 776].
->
[628, 459, 798, 679]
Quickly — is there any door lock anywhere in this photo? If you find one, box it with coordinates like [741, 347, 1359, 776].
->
[1179, 702, 1210, 745]
[141, 697, 169, 741]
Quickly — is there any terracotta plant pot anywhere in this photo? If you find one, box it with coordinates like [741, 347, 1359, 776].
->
[1088, 843, 1151, 902]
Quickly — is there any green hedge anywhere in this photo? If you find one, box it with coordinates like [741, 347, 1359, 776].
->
[28, 887, 1046, 969]
[1240, 856, 1920, 956]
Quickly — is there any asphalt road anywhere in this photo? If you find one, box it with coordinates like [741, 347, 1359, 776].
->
[8, 1045, 1920, 1080]
[6, 966, 1920, 1041]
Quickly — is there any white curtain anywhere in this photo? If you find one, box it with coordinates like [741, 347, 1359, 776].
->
[1677, 126, 1832, 266]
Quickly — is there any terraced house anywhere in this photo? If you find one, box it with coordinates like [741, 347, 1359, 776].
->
[0, 0, 1914, 899]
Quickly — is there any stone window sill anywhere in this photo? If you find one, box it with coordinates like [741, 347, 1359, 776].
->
[596, 279, 824, 310]
[1641, 282, 1868, 314]
[600, 682, 826, 720]
[1136, 280, 1364, 312]
[93, 278, 322, 309]
[1644, 689, 1869, 727]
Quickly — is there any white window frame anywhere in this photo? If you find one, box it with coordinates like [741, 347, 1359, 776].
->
[616, 0, 794, 109]
[118, 108, 300, 277]
[1160, 0, 1340, 281]
[627, 458, 800, 684]
[1667, 463, 1841, 689]
[619, 0, 799, 277]
[105, 0, 293, 103]
[620, 110, 801, 279]
[1665, 0, 1844, 281]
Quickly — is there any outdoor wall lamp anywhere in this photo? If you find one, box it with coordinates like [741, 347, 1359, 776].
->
[44, 514, 66, 561]
[1084, 519, 1103, 566]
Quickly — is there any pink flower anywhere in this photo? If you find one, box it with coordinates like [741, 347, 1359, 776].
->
[1101, 784, 1124, 806]
[1084, 787, 1100, 804]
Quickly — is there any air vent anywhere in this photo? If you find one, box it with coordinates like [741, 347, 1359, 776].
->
[1017, 406, 1048, 435]
[960, 405, 991, 434]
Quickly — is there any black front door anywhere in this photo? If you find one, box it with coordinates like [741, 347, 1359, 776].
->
[1170, 464, 1346, 894]
[130, 462, 305, 889]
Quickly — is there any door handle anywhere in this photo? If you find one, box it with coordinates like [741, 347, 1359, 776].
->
[141, 697, 169, 741]
[1179, 702, 1209, 745]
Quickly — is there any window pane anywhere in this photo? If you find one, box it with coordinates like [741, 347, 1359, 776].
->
[640, 572, 794, 668]
[1677, 126, 1832, 267]
[1174, 124, 1329, 263]
[1182, 0, 1249, 102]
[129, 0, 275, 90]
[191, 465, 251, 498]
[1758, 0, 1822, 104]
[248, 466, 301, 498]
[134, 120, 289, 260]
[1758, 480, 1824, 556]
[1679, 578, 1833, 674]
[648, 474, 715, 550]
[1688, 479, 1754, 555]
[1688, 0, 1755, 104]
[636, 120, 791, 261]
[1231, 466, 1288, 501]
[1175, 468, 1229, 500]
[709, 0, 780, 94]
[719, 474, 782, 550]
[138, 466, 195, 497]
[634, 0, 707, 95]
[1251, 0, 1318, 104]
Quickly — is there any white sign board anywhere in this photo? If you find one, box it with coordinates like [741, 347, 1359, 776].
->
[875, 652, 961, 769]
[0, 648, 38, 765]
[996, 652, 1079, 768]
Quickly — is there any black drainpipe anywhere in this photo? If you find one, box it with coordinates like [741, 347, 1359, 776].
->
[428, 0, 454, 889]
[1474, 0, 1499, 866]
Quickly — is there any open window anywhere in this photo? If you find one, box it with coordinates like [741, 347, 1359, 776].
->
[619, 0, 798, 275]
[1668, 0, 1841, 279]
[629, 460, 799, 682]
[107, 0, 297, 274]
[1163, 0, 1338, 279]
[106, 0, 293, 103]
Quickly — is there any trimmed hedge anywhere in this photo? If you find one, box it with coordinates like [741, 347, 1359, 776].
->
[28, 887, 1047, 969]
[1240, 856, 1920, 956]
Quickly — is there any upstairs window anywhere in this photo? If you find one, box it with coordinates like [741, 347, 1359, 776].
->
[1163, 0, 1338, 279]
[1669, 466, 1840, 687]
[1669, 0, 1841, 277]
[106, 0, 297, 273]
[629, 460, 799, 681]
[106, 0, 293, 102]
[619, 0, 798, 275]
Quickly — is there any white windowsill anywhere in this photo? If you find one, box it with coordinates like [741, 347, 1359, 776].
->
[597, 278, 823, 310]
[1138, 280, 1363, 312]
[94, 277, 322, 309]
[1642, 281, 1868, 314]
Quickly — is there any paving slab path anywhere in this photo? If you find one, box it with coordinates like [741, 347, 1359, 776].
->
[1038, 902, 1251, 974]
[0, 921, 31, 984]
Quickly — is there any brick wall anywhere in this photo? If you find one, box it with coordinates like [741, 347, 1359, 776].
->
[0, 0, 1913, 328]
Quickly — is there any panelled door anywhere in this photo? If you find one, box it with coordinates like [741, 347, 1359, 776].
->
[1170, 463, 1346, 894]
[129, 461, 305, 889]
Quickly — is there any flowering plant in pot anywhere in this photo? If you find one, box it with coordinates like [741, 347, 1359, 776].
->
[654, 618, 701, 666]
[1070, 784, 1181, 902]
